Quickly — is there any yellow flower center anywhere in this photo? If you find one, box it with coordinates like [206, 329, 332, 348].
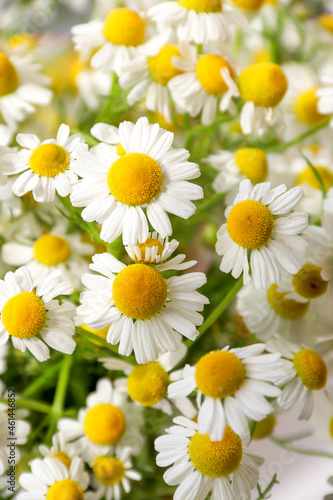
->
[117, 143, 127, 156]
[127, 361, 169, 406]
[112, 264, 167, 320]
[293, 349, 327, 391]
[33, 234, 71, 266]
[2, 292, 46, 339]
[0, 51, 19, 97]
[178, 0, 222, 12]
[292, 264, 328, 300]
[196, 55, 233, 95]
[252, 415, 276, 440]
[148, 45, 183, 86]
[253, 48, 272, 64]
[84, 403, 126, 446]
[294, 87, 329, 126]
[226, 200, 274, 250]
[102, 8, 145, 47]
[229, 0, 264, 9]
[93, 456, 126, 486]
[29, 144, 70, 178]
[297, 165, 333, 191]
[234, 148, 268, 183]
[319, 14, 333, 34]
[188, 426, 242, 477]
[195, 351, 246, 399]
[108, 153, 163, 206]
[267, 284, 309, 320]
[54, 452, 71, 470]
[46, 479, 84, 500]
[135, 238, 164, 262]
[329, 417, 333, 439]
[238, 62, 288, 108]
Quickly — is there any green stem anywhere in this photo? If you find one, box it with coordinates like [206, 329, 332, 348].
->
[51, 355, 73, 417]
[196, 192, 226, 213]
[0, 398, 51, 414]
[299, 149, 327, 199]
[21, 362, 61, 398]
[250, 420, 257, 440]
[270, 436, 333, 460]
[256, 474, 279, 500]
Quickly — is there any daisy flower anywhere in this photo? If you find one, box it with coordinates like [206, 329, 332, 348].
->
[168, 344, 284, 441]
[100, 344, 196, 418]
[0, 266, 76, 362]
[3, 124, 85, 203]
[237, 62, 288, 135]
[148, 0, 247, 45]
[0, 49, 52, 129]
[216, 179, 308, 289]
[58, 378, 144, 462]
[317, 63, 333, 125]
[168, 43, 239, 125]
[78, 250, 208, 364]
[155, 416, 264, 500]
[266, 334, 328, 420]
[16, 456, 95, 500]
[39, 432, 76, 470]
[71, 117, 203, 245]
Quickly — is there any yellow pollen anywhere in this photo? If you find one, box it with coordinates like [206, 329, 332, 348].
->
[297, 165, 333, 191]
[292, 264, 328, 300]
[319, 14, 333, 34]
[294, 87, 329, 126]
[293, 349, 327, 391]
[148, 45, 183, 86]
[93, 456, 126, 486]
[178, 0, 222, 12]
[84, 403, 126, 446]
[33, 234, 71, 266]
[252, 415, 276, 440]
[117, 143, 127, 156]
[196, 55, 233, 95]
[127, 361, 169, 406]
[229, 0, 264, 10]
[29, 144, 70, 178]
[267, 284, 309, 320]
[112, 264, 167, 320]
[234, 148, 268, 183]
[135, 238, 164, 263]
[54, 452, 71, 470]
[188, 426, 242, 477]
[226, 199, 274, 250]
[108, 153, 163, 206]
[46, 479, 84, 500]
[2, 292, 46, 339]
[329, 417, 333, 439]
[0, 51, 19, 97]
[102, 8, 145, 47]
[195, 351, 246, 399]
[238, 62, 288, 108]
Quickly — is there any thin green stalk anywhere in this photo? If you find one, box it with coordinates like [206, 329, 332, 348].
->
[299, 149, 327, 199]
[196, 192, 226, 213]
[51, 355, 73, 418]
[0, 398, 51, 413]
[21, 362, 61, 398]
[256, 474, 279, 500]
[270, 436, 333, 460]
[265, 118, 330, 153]
[250, 420, 257, 440]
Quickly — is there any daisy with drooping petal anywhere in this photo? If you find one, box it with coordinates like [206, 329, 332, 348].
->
[3, 124, 85, 203]
[71, 117, 203, 245]
[78, 249, 208, 364]
[0, 266, 76, 362]
[168, 344, 284, 441]
[266, 334, 328, 421]
[216, 179, 308, 288]
[155, 415, 264, 500]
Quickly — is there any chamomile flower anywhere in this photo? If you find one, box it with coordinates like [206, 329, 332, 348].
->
[71, 117, 203, 245]
[100, 344, 196, 418]
[3, 124, 85, 203]
[317, 64, 333, 125]
[238, 62, 288, 135]
[16, 456, 95, 500]
[0, 267, 76, 362]
[155, 416, 264, 500]
[148, 0, 248, 45]
[168, 44, 239, 125]
[39, 432, 76, 470]
[58, 378, 144, 462]
[216, 179, 308, 288]
[168, 344, 284, 441]
[266, 334, 328, 420]
[78, 250, 208, 364]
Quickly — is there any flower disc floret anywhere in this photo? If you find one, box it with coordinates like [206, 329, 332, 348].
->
[293, 349, 327, 390]
[33, 234, 71, 266]
[2, 292, 46, 339]
[148, 45, 183, 86]
[84, 403, 126, 446]
[267, 284, 309, 320]
[107, 153, 163, 206]
[112, 264, 168, 320]
[294, 87, 329, 126]
[252, 415, 276, 440]
[188, 426, 242, 477]
[229, 0, 264, 9]
[93, 456, 126, 486]
[195, 350, 246, 399]
[0, 51, 19, 97]
[102, 8, 145, 47]
[178, 0, 222, 12]
[46, 479, 84, 500]
[136, 238, 164, 262]
[238, 62, 288, 108]
[226, 200, 274, 250]
[196, 55, 233, 95]
[297, 166, 333, 191]
[29, 144, 70, 177]
[234, 148, 268, 183]
[292, 264, 328, 299]
[54, 452, 71, 470]
[127, 362, 169, 406]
